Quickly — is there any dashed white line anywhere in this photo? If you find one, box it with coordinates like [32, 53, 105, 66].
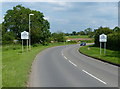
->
[82, 70, 107, 85]
[68, 60, 77, 67]
[61, 50, 64, 56]
[64, 56, 67, 59]
[61, 49, 107, 85]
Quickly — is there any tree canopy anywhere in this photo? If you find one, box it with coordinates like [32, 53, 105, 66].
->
[2, 5, 51, 45]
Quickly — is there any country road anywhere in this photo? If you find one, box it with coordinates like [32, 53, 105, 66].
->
[29, 44, 118, 87]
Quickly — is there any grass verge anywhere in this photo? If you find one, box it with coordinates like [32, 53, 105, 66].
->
[79, 45, 120, 66]
[2, 42, 75, 87]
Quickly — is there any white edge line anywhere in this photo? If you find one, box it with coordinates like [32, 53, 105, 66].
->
[82, 70, 107, 85]
[69, 60, 77, 67]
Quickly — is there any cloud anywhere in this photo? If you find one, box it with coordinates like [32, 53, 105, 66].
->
[1, 0, 120, 2]
[47, 2, 73, 11]
[48, 2, 68, 6]
[52, 7, 66, 11]
[1, 2, 118, 33]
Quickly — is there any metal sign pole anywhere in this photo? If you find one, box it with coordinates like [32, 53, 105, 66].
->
[29, 14, 31, 51]
[22, 40, 23, 52]
[104, 42, 106, 55]
[27, 39, 28, 52]
[100, 42, 101, 55]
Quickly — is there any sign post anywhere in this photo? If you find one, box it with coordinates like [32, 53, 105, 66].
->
[21, 31, 29, 52]
[99, 34, 107, 55]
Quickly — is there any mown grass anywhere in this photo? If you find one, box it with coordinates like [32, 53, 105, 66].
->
[65, 35, 94, 43]
[65, 35, 89, 39]
[2, 42, 75, 87]
[79, 45, 120, 65]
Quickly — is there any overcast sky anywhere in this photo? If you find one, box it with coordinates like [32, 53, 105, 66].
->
[1, 2, 118, 33]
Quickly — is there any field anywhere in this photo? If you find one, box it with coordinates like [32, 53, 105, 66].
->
[2, 43, 75, 87]
[65, 35, 94, 43]
[79, 45, 120, 65]
[65, 35, 89, 39]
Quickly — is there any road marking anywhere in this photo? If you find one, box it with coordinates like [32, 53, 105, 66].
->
[82, 70, 107, 85]
[69, 60, 77, 67]
[64, 56, 68, 60]
[61, 50, 64, 56]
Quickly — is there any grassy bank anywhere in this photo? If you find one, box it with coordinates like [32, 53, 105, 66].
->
[2, 42, 75, 87]
[79, 45, 120, 65]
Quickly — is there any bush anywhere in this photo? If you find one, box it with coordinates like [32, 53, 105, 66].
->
[94, 27, 113, 47]
[107, 33, 120, 51]
[2, 32, 15, 45]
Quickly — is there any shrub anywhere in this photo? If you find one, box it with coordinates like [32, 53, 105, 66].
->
[94, 27, 113, 47]
[107, 33, 120, 51]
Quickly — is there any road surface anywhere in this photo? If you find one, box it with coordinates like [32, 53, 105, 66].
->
[29, 44, 118, 87]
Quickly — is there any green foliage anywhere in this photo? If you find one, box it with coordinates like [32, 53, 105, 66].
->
[94, 27, 113, 47]
[0, 24, 2, 44]
[77, 31, 85, 35]
[107, 33, 120, 50]
[113, 26, 120, 33]
[2, 32, 15, 44]
[84, 28, 92, 35]
[94, 26, 120, 51]
[72, 31, 77, 35]
[2, 5, 51, 45]
[52, 32, 66, 42]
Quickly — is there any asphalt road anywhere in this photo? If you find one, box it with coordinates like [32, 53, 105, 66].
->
[29, 44, 118, 87]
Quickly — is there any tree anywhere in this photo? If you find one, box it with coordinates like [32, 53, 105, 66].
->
[107, 33, 120, 50]
[94, 27, 113, 46]
[72, 31, 77, 35]
[113, 26, 120, 33]
[3, 5, 51, 45]
[65, 33, 70, 36]
[78, 31, 85, 35]
[52, 32, 66, 42]
[84, 28, 92, 35]
[0, 24, 2, 45]
[2, 31, 15, 44]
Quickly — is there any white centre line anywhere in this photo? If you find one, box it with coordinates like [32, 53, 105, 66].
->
[82, 70, 107, 85]
[69, 60, 77, 67]
[64, 56, 68, 60]
[61, 50, 64, 56]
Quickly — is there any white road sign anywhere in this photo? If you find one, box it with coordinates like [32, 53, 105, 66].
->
[21, 31, 29, 39]
[99, 34, 107, 42]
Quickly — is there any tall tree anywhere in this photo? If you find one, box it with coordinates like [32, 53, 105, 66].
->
[72, 31, 77, 35]
[84, 28, 92, 35]
[94, 27, 113, 46]
[3, 5, 51, 45]
[52, 32, 66, 42]
[113, 26, 120, 33]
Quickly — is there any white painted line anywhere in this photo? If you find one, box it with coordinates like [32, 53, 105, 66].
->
[64, 56, 68, 60]
[69, 60, 77, 67]
[82, 70, 107, 85]
[61, 50, 64, 56]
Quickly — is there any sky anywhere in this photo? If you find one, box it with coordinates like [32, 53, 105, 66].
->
[1, 1, 118, 33]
